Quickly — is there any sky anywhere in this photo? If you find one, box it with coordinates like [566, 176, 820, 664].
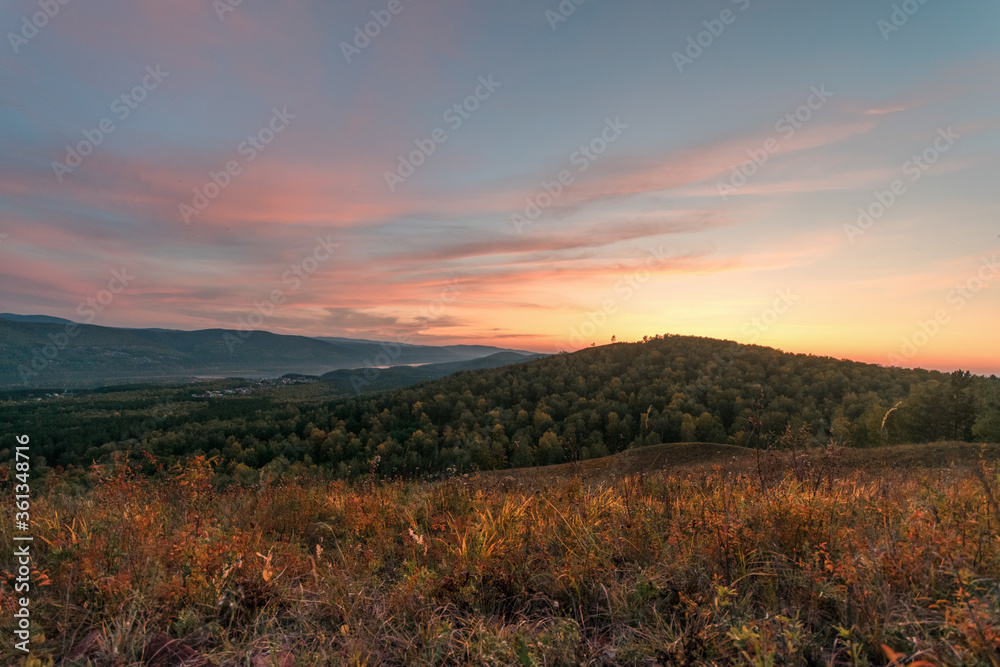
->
[1, 0, 998, 374]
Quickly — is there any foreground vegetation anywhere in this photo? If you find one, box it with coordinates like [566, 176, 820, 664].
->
[2, 337, 999, 664]
[2, 442, 999, 665]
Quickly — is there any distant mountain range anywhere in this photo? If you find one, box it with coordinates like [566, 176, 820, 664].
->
[0, 313, 77, 325]
[320, 351, 548, 393]
[310, 336, 538, 363]
[0, 314, 543, 389]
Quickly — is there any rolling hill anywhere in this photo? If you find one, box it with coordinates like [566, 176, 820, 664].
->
[4, 333, 997, 477]
[312, 336, 537, 362]
[0, 313, 76, 324]
[0, 316, 541, 389]
[319, 351, 548, 393]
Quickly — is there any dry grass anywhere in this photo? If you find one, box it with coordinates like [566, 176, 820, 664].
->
[2, 443, 1000, 665]
[496, 441, 1000, 485]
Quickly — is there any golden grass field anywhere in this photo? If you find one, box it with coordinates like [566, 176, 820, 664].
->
[3, 442, 1000, 666]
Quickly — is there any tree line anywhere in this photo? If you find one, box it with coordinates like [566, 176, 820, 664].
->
[2, 335, 997, 483]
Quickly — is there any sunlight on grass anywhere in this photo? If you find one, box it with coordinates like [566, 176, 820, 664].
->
[2, 446, 999, 665]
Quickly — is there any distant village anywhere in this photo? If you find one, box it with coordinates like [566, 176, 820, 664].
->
[192, 375, 317, 398]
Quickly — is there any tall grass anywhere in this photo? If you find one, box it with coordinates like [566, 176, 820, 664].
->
[2, 447, 999, 665]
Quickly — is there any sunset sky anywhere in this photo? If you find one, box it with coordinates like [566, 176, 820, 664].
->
[1, 0, 998, 373]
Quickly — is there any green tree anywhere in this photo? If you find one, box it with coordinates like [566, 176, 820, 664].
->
[693, 412, 727, 443]
[536, 430, 565, 466]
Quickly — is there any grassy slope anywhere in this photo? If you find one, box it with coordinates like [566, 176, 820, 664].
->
[500, 440, 1000, 485]
[5, 441, 1000, 665]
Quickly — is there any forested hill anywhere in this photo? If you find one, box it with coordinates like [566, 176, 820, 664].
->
[4, 334, 999, 480]
[314, 335, 999, 476]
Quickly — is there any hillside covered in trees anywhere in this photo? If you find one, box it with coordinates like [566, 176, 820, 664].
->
[3, 335, 999, 482]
